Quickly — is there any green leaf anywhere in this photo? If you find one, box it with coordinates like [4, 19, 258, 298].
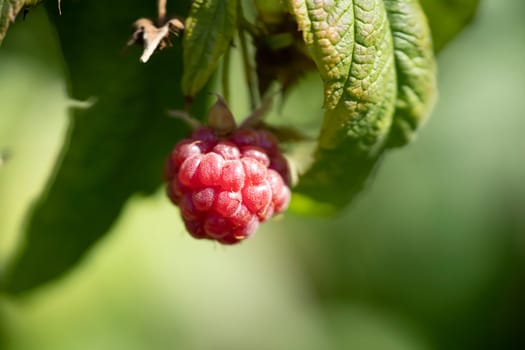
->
[1, 0, 206, 294]
[0, 0, 40, 46]
[384, 0, 437, 147]
[288, 0, 436, 214]
[182, 0, 238, 97]
[289, 0, 397, 211]
[419, 0, 480, 52]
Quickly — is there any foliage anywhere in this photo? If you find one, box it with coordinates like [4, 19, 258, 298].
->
[182, 0, 238, 97]
[0, 0, 479, 293]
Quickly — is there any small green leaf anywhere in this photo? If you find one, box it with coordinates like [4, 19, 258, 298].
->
[1, 0, 206, 294]
[384, 0, 437, 147]
[419, 0, 480, 52]
[289, 0, 398, 212]
[0, 0, 41, 46]
[182, 0, 238, 97]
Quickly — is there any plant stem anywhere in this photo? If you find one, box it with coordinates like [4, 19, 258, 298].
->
[222, 46, 231, 103]
[239, 94, 273, 128]
[158, 0, 167, 23]
[167, 110, 202, 129]
[237, 2, 259, 111]
[239, 17, 261, 38]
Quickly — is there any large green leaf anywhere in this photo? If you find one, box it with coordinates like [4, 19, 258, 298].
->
[182, 0, 237, 97]
[0, 0, 40, 46]
[288, 0, 436, 214]
[385, 0, 437, 147]
[1, 0, 206, 294]
[420, 0, 480, 52]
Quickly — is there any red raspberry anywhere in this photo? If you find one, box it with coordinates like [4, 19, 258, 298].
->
[165, 127, 291, 245]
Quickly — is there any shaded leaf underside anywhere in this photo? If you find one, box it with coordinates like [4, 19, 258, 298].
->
[2, 0, 207, 294]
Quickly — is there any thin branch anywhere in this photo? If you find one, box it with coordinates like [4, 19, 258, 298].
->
[222, 45, 231, 103]
[158, 0, 167, 23]
[239, 94, 273, 129]
[167, 110, 202, 129]
[239, 17, 261, 37]
[238, 28, 258, 110]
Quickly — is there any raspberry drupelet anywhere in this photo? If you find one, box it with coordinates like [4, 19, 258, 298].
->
[165, 100, 291, 245]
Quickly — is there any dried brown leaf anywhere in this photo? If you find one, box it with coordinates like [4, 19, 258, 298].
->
[127, 17, 184, 63]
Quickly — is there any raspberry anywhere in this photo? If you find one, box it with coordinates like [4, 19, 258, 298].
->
[165, 127, 291, 245]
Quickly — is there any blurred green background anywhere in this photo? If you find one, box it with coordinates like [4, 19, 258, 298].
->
[1, 0, 524, 349]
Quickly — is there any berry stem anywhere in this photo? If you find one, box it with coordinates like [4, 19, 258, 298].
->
[222, 45, 231, 103]
[239, 17, 261, 38]
[237, 2, 259, 111]
[158, 0, 167, 24]
[207, 94, 236, 135]
[239, 94, 273, 129]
